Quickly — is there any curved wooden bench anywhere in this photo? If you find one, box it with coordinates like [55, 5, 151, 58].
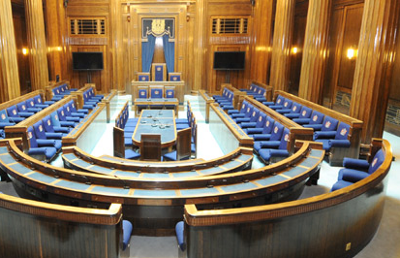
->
[62, 145, 252, 176]
[0, 192, 122, 258]
[0, 138, 324, 235]
[182, 138, 392, 258]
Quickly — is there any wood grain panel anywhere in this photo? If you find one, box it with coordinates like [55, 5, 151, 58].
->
[45, 0, 67, 84]
[298, 0, 332, 104]
[337, 5, 363, 90]
[270, 0, 296, 92]
[0, 0, 21, 103]
[12, 4, 30, 95]
[350, 0, 400, 143]
[389, 16, 400, 101]
[25, 0, 49, 91]
[249, 0, 274, 85]
[288, 0, 308, 94]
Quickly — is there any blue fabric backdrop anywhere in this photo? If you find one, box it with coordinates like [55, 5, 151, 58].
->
[141, 35, 156, 72]
[162, 34, 175, 73]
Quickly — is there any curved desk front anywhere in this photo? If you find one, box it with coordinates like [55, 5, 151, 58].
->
[132, 110, 177, 149]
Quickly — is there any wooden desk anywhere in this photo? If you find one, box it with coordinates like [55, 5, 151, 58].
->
[132, 110, 177, 149]
[133, 98, 179, 115]
[131, 80, 185, 103]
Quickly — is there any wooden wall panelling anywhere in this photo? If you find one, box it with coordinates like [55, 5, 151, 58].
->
[126, 4, 189, 94]
[192, 0, 207, 92]
[298, 0, 332, 104]
[111, 0, 124, 91]
[323, 5, 344, 108]
[337, 4, 363, 91]
[350, 0, 400, 143]
[287, 0, 308, 95]
[270, 0, 296, 92]
[12, 3, 30, 95]
[25, 0, 49, 91]
[206, 1, 253, 94]
[66, 1, 111, 93]
[45, 0, 67, 84]
[250, 0, 274, 85]
[0, 0, 21, 103]
[389, 16, 400, 102]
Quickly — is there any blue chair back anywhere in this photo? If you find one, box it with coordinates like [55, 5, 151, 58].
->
[282, 99, 293, 109]
[263, 116, 275, 134]
[290, 102, 302, 113]
[335, 122, 350, 140]
[279, 128, 290, 150]
[166, 89, 175, 98]
[43, 116, 55, 133]
[275, 95, 285, 105]
[27, 126, 39, 148]
[299, 106, 312, 118]
[0, 110, 10, 123]
[250, 109, 260, 122]
[368, 149, 385, 174]
[7, 106, 19, 117]
[256, 113, 267, 128]
[17, 101, 28, 112]
[321, 116, 339, 131]
[150, 88, 163, 98]
[270, 122, 284, 141]
[309, 110, 324, 125]
[138, 89, 148, 98]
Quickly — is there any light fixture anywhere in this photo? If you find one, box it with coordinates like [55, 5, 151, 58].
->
[291, 47, 298, 54]
[22, 48, 28, 55]
[347, 48, 357, 60]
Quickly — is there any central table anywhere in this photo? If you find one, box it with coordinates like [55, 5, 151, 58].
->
[133, 98, 179, 116]
[132, 110, 177, 149]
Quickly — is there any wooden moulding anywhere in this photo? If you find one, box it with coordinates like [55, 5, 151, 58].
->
[62, 145, 251, 173]
[184, 139, 392, 258]
[0, 193, 122, 225]
[210, 103, 254, 149]
[44, 80, 70, 101]
[198, 90, 214, 123]
[61, 102, 106, 147]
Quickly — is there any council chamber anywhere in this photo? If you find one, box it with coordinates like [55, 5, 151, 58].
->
[0, 0, 399, 258]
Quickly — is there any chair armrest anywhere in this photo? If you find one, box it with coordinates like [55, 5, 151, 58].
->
[269, 149, 290, 157]
[246, 128, 264, 135]
[304, 124, 323, 131]
[253, 134, 271, 141]
[45, 132, 63, 139]
[260, 141, 280, 148]
[285, 113, 301, 119]
[329, 139, 351, 148]
[343, 158, 370, 170]
[293, 118, 310, 124]
[36, 139, 56, 147]
[314, 131, 337, 140]
[0, 122, 15, 128]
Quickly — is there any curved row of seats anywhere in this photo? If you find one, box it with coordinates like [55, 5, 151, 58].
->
[239, 82, 269, 102]
[48, 82, 78, 101]
[175, 138, 392, 258]
[0, 137, 324, 233]
[62, 145, 253, 178]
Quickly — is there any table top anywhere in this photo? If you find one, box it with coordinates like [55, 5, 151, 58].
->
[134, 98, 179, 104]
[132, 110, 176, 148]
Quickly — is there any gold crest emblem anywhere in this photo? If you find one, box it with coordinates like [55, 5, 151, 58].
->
[152, 19, 165, 35]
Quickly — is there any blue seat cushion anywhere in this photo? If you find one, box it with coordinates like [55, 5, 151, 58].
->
[175, 221, 186, 251]
[259, 149, 289, 162]
[28, 147, 57, 160]
[163, 151, 177, 161]
[125, 149, 140, 160]
[343, 158, 370, 170]
[122, 220, 133, 251]
[331, 180, 353, 191]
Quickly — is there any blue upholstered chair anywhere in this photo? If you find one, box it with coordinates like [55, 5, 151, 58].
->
[42, 115, 70, 135]
[175, 221, 186, 252]
[62, 105, 82, 123]
[263, 95, 285, 109]
[165, 88, 175, 98]
[138, 74, 150, 81]
[33, 120, 62, 151]
[233, 104, 254, 124]
[249, 116, 275, 140]
[18, 100, 40, 114]
[228, 100, 248, 117]
[26, 98, 43, 112]
[331, 149, 385, 191]
[122, 220, 133, 251]
[287, 105, 312, 120]
[277, 101, 300, 115]
[50, 111, 74, 131]
[258, 127, 290, 164]
[7, 105, 33, 119]
[27, 126, 57, 162]
[274, 99, 293, 113]
[315, 122, 351, 151]
[169, 73, 181, 81]
[254, 122, 284, 154]
[305, 115, 338, 132]
[150, 88, 163, 99]
[33, 95, 53, 108]
[244, 112, 267, 135]
[56, 108, 77, 128]
[239, 108, 261, 129]
[138, 88, 148, 99]
[0, 110, 17, 128]
[294, 110, 324, 126]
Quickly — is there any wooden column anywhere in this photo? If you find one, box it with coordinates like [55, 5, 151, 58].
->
[193, 0, 207, 91]
[45, 0, 67, 83]
[269, 0, 295, 92]
[0, 0, 21, 102]
[298, 0, 332, 104]
[250, 0, 274, 84]
[111, 0, 124, 91]
[350, 0, 400, 143]
[25, 0, 49, 91]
